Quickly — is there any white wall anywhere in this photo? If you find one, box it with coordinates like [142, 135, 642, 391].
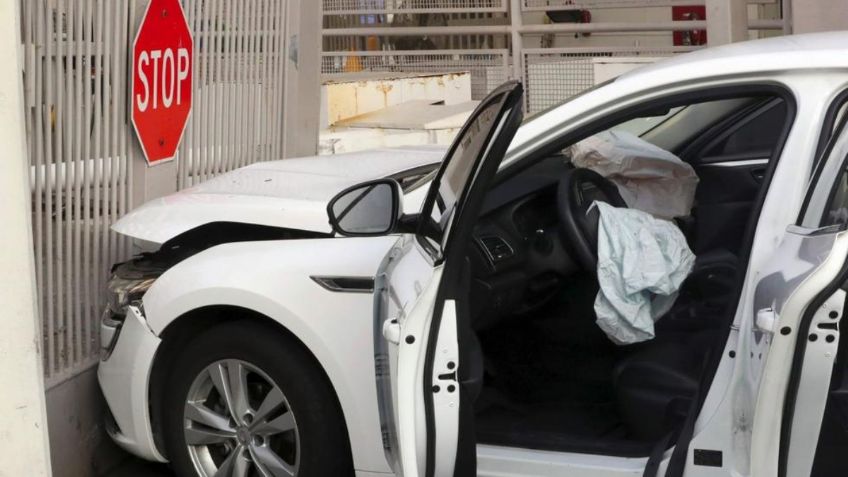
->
[0, 0, 52, 474]
[792, 0, 848, 33]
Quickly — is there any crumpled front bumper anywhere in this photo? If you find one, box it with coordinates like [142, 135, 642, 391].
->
[97, 305, 167, 463]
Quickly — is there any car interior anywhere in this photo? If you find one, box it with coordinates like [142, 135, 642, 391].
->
[463, 92, 793, 456]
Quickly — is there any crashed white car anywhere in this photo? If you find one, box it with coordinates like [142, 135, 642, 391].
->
[100, 33, 848, 477]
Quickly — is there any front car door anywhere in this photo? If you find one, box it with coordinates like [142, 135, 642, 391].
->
[374, 82, 524, 477]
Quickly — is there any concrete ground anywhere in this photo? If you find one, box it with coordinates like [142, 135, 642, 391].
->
[106, 459, 173, 477]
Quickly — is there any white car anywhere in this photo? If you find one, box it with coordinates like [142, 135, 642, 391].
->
[100, 32, 848, 477]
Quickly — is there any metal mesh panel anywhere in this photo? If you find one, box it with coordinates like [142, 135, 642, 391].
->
[324, 0, 506, 14]
[322, 50, 510, 99]
[21, 0, 134, 386]
[523, 0, 776, 10]
[524, 0, 687, 9]
[177, 0, 289, 189]
[20, 0, 289, 386]
[523, 47, 698, 115]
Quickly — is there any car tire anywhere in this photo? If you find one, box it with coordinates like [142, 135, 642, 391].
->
[161, 320, 354, 477]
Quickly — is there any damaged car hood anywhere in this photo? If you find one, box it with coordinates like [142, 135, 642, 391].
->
[113, 146, 446, 245]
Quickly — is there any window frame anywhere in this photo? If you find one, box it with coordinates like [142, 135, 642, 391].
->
[797, 89, 848, 228]
[693, 97, 787, 165]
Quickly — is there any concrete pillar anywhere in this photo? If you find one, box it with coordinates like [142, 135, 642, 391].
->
[706, 0, 748, 45]
[283, 0, 323, 157]
[509, 0, 523, 81]
[0, 0, 53, 474]
[791, 0, 848, 33]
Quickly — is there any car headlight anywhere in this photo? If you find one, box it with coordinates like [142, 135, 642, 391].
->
[101, 260, 161, 360]
[106, 275, 157, 317]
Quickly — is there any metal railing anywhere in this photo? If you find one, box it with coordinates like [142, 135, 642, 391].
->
[323, 0, 786, 112]
[22, 0, 133, 386]
[323, 0, 507, 14]
[22, 0, 290, 387]
[523, 0, 778, 10]
[322, 49, 510, 99]
[522, 46, 698, 114]
[176, 0, 290, 189]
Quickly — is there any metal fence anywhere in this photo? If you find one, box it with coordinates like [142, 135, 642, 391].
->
[21, 0, 289, 387]
[322, 0, 785, 114]
[323, 0, 507, 14]
[321, 49, 510, 99]
[522, 46, 699, 114]
[22, 0, 133, 386]
[523, 0, 778, 10]
[176, 0, 290, 189]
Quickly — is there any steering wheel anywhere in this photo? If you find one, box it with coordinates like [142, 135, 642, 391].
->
[556, 168, 627, 271]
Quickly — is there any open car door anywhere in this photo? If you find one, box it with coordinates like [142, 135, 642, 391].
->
[373, 82, 523, 477]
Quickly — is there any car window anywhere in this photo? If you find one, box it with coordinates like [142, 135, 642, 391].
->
[823, 170, 848, 227]
[432, 101, 506, 232]
[392, 164, 439, 193]
[701, 100, 788, 161]
[820, 129, 848, 228]
[612, 106, 685, 137]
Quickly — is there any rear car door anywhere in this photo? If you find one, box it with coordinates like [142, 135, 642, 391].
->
[751, 114, 848, 477]
[374, 82, 523, 477]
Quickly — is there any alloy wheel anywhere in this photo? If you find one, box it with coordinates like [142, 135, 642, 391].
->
[184, 359, 300, 477]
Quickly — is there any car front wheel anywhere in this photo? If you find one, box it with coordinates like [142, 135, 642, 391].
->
[161, 320, 353, 477]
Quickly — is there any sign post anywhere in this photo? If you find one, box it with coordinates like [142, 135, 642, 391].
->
[131, 0, 193, 166]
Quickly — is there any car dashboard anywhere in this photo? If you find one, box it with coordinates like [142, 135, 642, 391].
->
[468, 155, 579, 329]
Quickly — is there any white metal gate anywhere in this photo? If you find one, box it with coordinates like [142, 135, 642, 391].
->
[322, 0, 786, 112]
[21, 0, 290, 387]
[22, 0, 133, 386]
[177, 0, 291, 189]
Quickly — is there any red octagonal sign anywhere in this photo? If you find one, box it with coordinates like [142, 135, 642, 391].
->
[132, 0, 193, 165]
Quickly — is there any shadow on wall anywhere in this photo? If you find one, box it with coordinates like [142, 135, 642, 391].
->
[44, 366, 172, 477]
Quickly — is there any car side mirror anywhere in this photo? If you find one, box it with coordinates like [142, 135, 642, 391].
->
[327, 179, 403, 237]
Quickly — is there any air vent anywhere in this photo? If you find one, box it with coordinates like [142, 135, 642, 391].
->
[478, 236, 514, 265]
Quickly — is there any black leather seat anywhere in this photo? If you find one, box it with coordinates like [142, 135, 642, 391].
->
[612, 331, 715, 441]
[609, 253, 732, 442]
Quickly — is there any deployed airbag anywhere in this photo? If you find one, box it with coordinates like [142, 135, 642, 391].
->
[593, 201, 696, 344]
[569, 130, 699, 219]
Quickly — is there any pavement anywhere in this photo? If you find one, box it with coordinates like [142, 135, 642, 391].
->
[106, 459, 173, 477]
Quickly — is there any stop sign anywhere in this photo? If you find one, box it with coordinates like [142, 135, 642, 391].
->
[132, 0, 193, 165]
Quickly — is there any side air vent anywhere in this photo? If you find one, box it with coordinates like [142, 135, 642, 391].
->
[478, 235, 514, 265]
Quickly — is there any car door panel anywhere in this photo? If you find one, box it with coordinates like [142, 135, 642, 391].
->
[689, 99, 788, 254]
[750, 226, 848, 477]
[693, 161, 768, 253]
[785, 289, 845, 477]
[374, 235, 439, 475]
[374, 82, 524, 477]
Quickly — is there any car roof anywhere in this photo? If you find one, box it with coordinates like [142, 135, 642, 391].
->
[507, 32, 848, 162]
[622, 31, 848, 84]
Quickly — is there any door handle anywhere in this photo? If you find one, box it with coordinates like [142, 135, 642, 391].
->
[756, 307, 777, 334]
[382, 318, 400, 345]
[751, 167, 767, 182]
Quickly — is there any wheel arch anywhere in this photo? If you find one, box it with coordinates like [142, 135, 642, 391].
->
[147, 305, 352, 465]
[138, 237, 396, 473]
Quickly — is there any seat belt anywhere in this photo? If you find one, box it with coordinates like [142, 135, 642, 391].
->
[643, 431, 674, 477]
[642, 385, 701, 477]
[643, 352, 712, 477]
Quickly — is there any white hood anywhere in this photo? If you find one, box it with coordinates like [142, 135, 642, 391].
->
[113, 146, 445, 245]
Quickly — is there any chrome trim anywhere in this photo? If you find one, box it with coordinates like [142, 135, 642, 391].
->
[786, 224, 845, 237]
[475, 235, 515, 266]
[310, 276, 375, 293]
[100, 309, 124, 361]
[700, 158, 769, 167]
